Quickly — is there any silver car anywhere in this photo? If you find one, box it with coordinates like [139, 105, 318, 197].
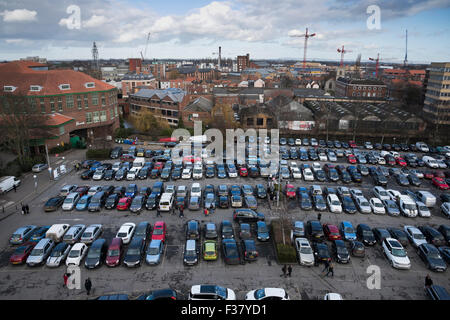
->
[145, 240, 164, 265]
[382, 199, 400, 216]
[9, 225, 37, 245]
[26, 238, 55, 267]
[46, 242, 71, 267]
[80, 224, 102, 244]
[63, 224, 86, 244]
[355, 196, 372, 214]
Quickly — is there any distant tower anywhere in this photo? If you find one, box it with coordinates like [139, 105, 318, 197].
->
[218, 46, 222, 70]
[92, 42, 99, 71]
[403, 29, 408, 67]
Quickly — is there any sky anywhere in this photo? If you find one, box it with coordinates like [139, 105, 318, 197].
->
[1, 0, 450, 63]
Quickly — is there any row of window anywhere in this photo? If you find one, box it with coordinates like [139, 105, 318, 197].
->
[351, 91, 383, 97]
[130, 104, 179, 117]
[85, 107, 118, 124]
[246, 117, 273, 126]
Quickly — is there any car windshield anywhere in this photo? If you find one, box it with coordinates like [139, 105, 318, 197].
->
[64, 198, 74, 204]
[413, 233, 425, 240]
[363, 231, 374, 237]
[344, 227, 354, 234]
[336, 246, 348, 255]
[87, 248, 101, 258]
[374, 202, 383, 208]
[392, 248, 406, 257]
[30, 248, 43, 256]
[69, 250, 80, 258]
[258, 225, 268, 233]
[300, 247, 312, 254]
[127, 248, 140, 255]
[418, 205, 428, 211]
[78, 198, 88, 204]
[108, 249, 119, 257]
[148, 247, 160, 255]
[332, 201, 340, 206]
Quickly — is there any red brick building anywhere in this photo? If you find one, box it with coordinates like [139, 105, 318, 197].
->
[0, 60, 120, 151]
[335, 77, 388, 99]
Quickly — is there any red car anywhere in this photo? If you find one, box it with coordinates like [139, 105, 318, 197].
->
[285, 184, 296, 199]
[74, 186, 90, 196]
[239, 167, 248, 177]
[347, 154, 357, 164]
[323, 224, 342, 241]
[154, 162, 164, 171]
[10, 242, 36, 265]
[349, 141, 357, 148]
[120, 154, 135, 162]
[151, 221, 167, 242]
[424, 172, 435, 179]
[105, 237, 123, 267]
[434, 171, 445, 178]
[117, 197, 132, 210]
[432, 177, 449, 190]
[396, 157, 407, 167]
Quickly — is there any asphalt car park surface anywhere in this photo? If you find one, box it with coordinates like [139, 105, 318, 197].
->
[0, 144, 449, 300]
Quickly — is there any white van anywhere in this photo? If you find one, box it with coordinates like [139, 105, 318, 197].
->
[0, 176, 21, 194]
[133, 157, 145, 170]
[158, 193, 174, 212]
[422, 156, 439, 168]
[191, 183, 202, 198]
[416, 142, 429, 153]
[192, 165, 203, 180]
[415, 191, 436, 207]
[398, 195, 418, 218]
[46, 224, 70, 242]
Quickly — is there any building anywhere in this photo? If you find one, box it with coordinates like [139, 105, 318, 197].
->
[101, 66, 118, 81]
[335, 77, 388, 99]
[237, 54, 250, 72]
[182, 96, 214, 128]
[121, 73, 157, 98]
[0, 60, 120, 151]
[423, 62, 450, 125]
[129, 58, 143, 73]
[128, 88, 189, 126]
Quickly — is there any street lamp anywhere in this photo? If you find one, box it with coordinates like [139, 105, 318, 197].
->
[33, 175, 37, 192]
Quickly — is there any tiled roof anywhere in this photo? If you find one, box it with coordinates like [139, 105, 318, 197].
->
[131, 88, 186, 103]
[45, 113, 75, 127]
[184, 96, 213, 112]
[0, 60, 116, 96]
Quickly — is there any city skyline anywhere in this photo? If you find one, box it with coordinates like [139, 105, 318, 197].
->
[1, 0, 450, 63]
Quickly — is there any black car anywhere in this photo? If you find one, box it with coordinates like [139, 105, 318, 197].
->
[130, 195, 146, 214]
[327, 169, 339, 182]
[113, 186, 126, 197]
[332, 240, 350, 263]
[312, 241, 331, 266]
[372, 228, 391, 244]
[85, 239, 107, 269]
[249, 166, 259, 178]
[417, 243, 447, 272]
[145, 193, 158, 210]
[341, 196, 357, 214]
[307, 220, 325, 241]
[408, 174, 421, 187]
[357, 224, 376, 246]
[137, 168, 149, 180]
[139, 288, 178, 300]
[438, 225, 450, 244]
[150, 169, 159, 179]
[101, 185, 115, 196]
[105, 194, 119, 209]
[348, 168, 362, 183]
[387, 228, 409, 247]
[222, 239, 241, 265]
[171, 168, 182, 180]
[241, 239, 258, 262]
[218, 195, 229, 208]
[299, 193, 313, 210]
[186, 220, 200, 240]
[81, 170, 94, 180]
[205, 166, 215, 178]
[350, 241, 365, 258]
[221, 220, 234, 239]
[314, 169, 326, 182]
[419, 226, 446, 247]
[312, 195, 327, 211]
[123, 237, 145, 267]
[373, 173, 388, 186]
[255, 184, 267, 198]
[135, 222, 151, 242]
[438, 246, 450, 264]
[114, 168, 127, 181]
[44, 196, 65, 212]
[232, 209, 265, 223]
[104, 170, 115, 181]
[88, 191, 107, 212]
[394, 173, 410, 186]
[160, 168, 171, 181]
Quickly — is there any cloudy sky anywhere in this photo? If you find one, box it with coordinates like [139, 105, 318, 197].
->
[1, 0, 449, 63]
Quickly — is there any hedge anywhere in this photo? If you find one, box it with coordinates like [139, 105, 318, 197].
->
[49, 144, 71, 154]
[271, 219, 297, 264]
[86, 148, 112, 160]
[114, 127, 134, 139]
[276, 244, 298, 264]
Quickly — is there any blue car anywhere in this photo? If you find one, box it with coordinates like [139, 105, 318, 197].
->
[125, 184, 138, 198]
[339, 221, 357, 241]
[29, 226, 51, 242]
[217, 168, 227, 179]
[76, 195, 92, 211]
[256, 221, 270, 241]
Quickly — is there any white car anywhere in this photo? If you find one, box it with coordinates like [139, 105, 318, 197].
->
[372, 186, 390, 201]
[112, 162, 121, 171]
[295, 138, 302, 145]
[377, 157, 386, 165]
[291, 168, 302, 179]
[350, 188, 364, 200]
[355, 196, 372, 214]
[319, 153, 328, 162]
[324, 293, 343, 300]
[245, 288, 290, 300]
[66, 243, 88, 266]
[92, 168, 105, 180]
[190, 183, 202, 198]
[403, 226, 427, 248]
[126, 168, 138, 180]
[436, 159, 447, 169]
[440, 202, 450, 218]
[302, 168, 314, 181]
[312, 162, 322, 172]
[62, 192, 80, 211]
[416, 201, 431, 217]
[369, 197, 385, 214]
[189, 285, 236, 300]
[327, 194, 342, 213]
[422, 156, 439, 168]
[294, 238, 314, 266]
[289, 162, 298, 170]
[387, 189, 402, 201]
[116, 222, 136, 244]
[192, 166, 203, 179]
[382, 238, 411, 269]
[87, 185, 102, 196]
[181, 168, 192, 179]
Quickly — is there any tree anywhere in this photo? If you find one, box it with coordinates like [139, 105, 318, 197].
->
[207, 102, 238, 134]
[130, 109, 170, 136]
[0, 94, 50, 167]
[167, 69, 180, 80]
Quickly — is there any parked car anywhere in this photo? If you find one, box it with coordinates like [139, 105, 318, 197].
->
[123, 237, 145, 267]
[105, 237, 123, 267]
[10, 242, 36, 265]
[66, 243, 88, 266]
[85, 239, 107, 269]
[382, 238, 411, 269]
[26, 238, 55, 266]
[417, 243, 447, 272]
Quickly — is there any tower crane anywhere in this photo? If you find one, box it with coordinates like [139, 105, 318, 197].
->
[337, 45, 352, 68]
[289, 27, 316, 69]
[140, 32, 151, 62]
[369, 53, 381, 78]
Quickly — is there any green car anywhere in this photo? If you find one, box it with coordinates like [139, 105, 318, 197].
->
[203, 240, 218, 261]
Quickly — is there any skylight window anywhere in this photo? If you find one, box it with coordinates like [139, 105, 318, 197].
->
[59, 84, 71, 90]
[30, 85, 43, 92]
[3, 86, 17, 92]
[85, 82, 95, 88]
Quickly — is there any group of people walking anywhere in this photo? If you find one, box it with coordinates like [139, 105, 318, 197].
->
[21, 203, 30, 215]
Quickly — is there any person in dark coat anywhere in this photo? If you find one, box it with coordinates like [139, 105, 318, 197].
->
[326, 262, 334, 277]
[287, 265, 292, 277]
[425, 274, 433, 289]
[156, 208, 161, 217]
[25, 204, 30, 214]
[281, 264, 287, 278]
[317, 213, 322, 221]
[85, 278, 92, 295]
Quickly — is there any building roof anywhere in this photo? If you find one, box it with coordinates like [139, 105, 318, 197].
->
[336, 77, 386, 86]
[293, 88, 327, 98]
[131, 88, 186, 103]
[178, 66, 196, 74]
[122, 73, 155, 80]
[184, 96, 213, 112]
[45, 113, 75, 127]
[0, 60, 116, 96]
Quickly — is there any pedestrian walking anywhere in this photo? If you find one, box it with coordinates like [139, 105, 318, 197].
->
[179, 206, 184, 218]
[21, 204, 25, 215]
[204, 208, 209, 216]
[287, 265, 292, 277]
[25, 204, 30, 215]
[156, 208, 161, 217]
[281, 264, 287, 278]
[13, 184, 17, 192]
[63, 273, 69, 288]
[326, 262, 334, 277]
[84, 278, 92, 295]
[317, 213, 322, 221]
[322, 259, 330, 273]
[425, 274, 433, 289]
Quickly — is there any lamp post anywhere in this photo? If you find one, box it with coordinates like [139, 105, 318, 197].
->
[33, 175, 37, 193]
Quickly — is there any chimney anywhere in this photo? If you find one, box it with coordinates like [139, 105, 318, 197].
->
[218, 46, 222, 70]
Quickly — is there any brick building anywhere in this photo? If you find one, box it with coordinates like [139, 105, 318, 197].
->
[335, 77, 388, 99]
[0, 60, 120, 152]
[423, 62, 450, 125]
[237, 54, 250, 72]
[121, 73, 157, 98]
[182, 96, 214, 128]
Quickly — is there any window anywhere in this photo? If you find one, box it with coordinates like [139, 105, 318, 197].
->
[66, 95, 74, 108]
[257, 118, 264, 126]
[30, 85, 43, 92]
[93, 111, 100, 123]
[110, 108, 114, 120]
[40, 98, 45, 113]
[86, 112, 93, 124]
[100, 110, 107, 122]
[77, 95, 82, 110]
[101, 93, 106, 106]
[114, 106, 118, 117]
[92, 93, 99, 106]
[84, 82, 95, 88]
[59, 126, 65, 135]
[267, 118, 273, 126]
[3, 86, 17, 92]
[84, 95, 89, 109]
[247, 118, 254, 126]
[50, 98, 55, 113]
[59, 84, 70, 90]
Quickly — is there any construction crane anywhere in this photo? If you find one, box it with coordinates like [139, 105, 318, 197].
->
[355, 53, 362, 78]
[289, 27, 316, 69]
[140, 32, 151, 62]
[403, 29, 408, 68]
[369, 53, 381, 78]
[337, 45, 352, 68]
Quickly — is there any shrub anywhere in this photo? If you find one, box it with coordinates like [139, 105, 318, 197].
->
[86, 148, 112, 160]
[49, 144, 71, 155]
[271, 219, 297, 264]
[276, 244, 297, 264]
[114, 127, 134, 139]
